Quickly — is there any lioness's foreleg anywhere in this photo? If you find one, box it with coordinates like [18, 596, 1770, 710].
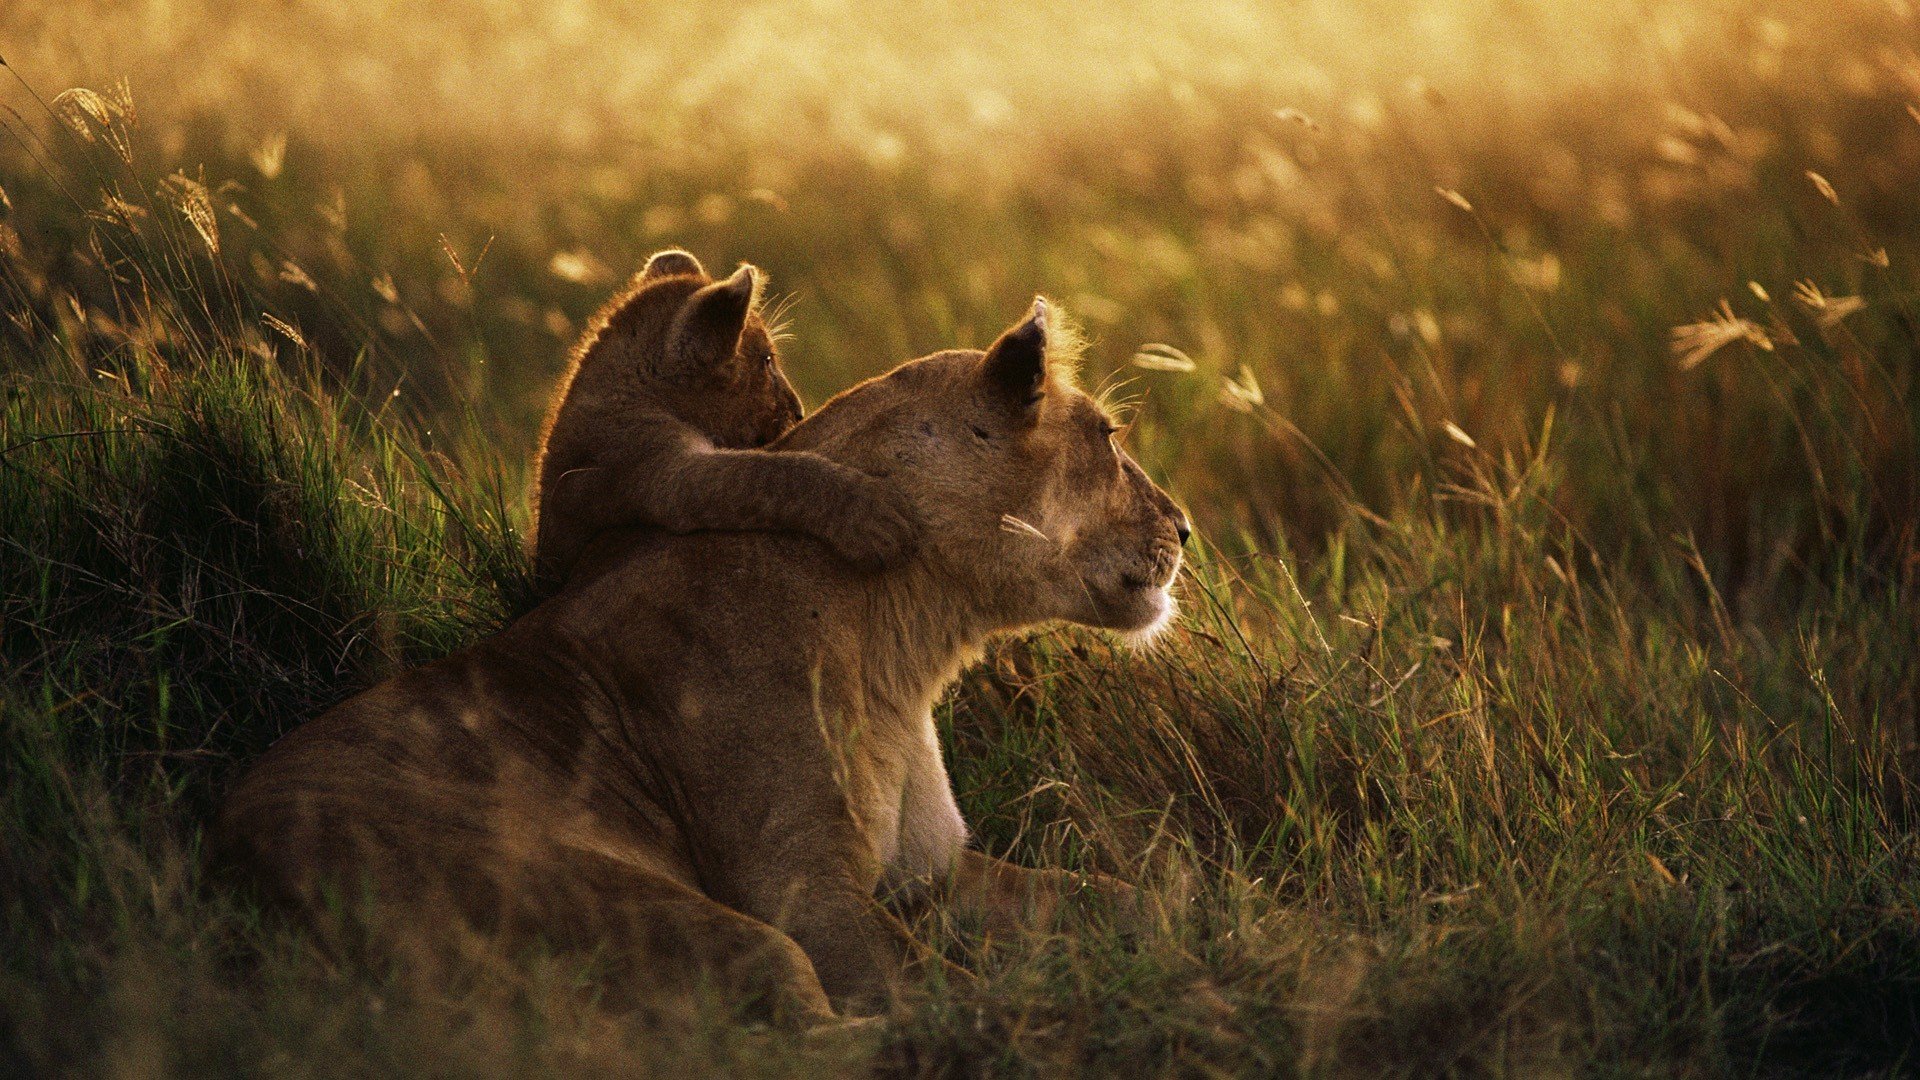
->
[688, 785, 962, 1014]
[550, 853, 840, 1028]
[722, 850, 945, 1015]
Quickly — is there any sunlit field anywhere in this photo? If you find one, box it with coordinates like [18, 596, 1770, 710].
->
[3, 0, 1918, 1074]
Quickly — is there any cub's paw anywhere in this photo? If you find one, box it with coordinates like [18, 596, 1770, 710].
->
[800, 1013, 888, 1048]
[1072, 871, 1140, 911]
[821, 479, 921, 571]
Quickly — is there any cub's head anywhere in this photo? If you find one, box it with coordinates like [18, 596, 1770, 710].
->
[785, 300, 1190, 639]
[575, 249, 802, 448]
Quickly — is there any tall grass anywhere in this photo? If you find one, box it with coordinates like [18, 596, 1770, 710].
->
[3, 0, 1919, 1073]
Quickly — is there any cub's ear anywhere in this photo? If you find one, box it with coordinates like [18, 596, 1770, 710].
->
[982, 297, 1050, 413]
[663, 264, 758, 377]
[641, 249, 705, 281]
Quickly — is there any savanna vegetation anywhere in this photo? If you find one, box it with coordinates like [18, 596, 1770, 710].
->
[2, 0, 1917, 1074]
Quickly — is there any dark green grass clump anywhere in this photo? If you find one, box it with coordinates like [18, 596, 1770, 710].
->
[0, 340, 545, 1070]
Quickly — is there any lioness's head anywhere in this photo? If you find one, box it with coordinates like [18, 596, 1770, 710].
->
[576, 249, 802, 448]
[783, 300, 1190, 638]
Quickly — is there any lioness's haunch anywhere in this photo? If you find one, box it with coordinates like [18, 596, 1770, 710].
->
[532, 249, 919, 585]
[214, 299, 1190, 1024]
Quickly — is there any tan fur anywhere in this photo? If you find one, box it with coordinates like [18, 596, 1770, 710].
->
[214, 299, 1190, 1024]
[531, 249, 917, 584]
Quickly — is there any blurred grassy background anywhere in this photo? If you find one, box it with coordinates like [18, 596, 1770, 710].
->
[2, 0, 1918, 1074]
[8, 0, 1916, 575]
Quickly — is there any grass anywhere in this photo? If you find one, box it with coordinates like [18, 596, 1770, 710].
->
[3, 0, 1919, 1073]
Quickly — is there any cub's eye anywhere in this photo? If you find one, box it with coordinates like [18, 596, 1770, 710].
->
[759, 351, 775, 368]
[1097, 420, 1120, 439]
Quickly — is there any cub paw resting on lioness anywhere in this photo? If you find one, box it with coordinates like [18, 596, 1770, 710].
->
[214, 293, 1189, 1026]
[532, 249, 919, 583]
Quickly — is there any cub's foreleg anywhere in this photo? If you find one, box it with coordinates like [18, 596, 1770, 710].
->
[638, 442, 920, 571]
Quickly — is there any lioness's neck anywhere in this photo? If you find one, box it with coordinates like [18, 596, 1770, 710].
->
[552, 532, 1009, 728]
[843, 562, 1003, 720]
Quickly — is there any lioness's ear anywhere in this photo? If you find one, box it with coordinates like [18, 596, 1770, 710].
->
[983, 298, 1050, 413]
[664, 264, 757, 376]
[641, 249, 704, 281]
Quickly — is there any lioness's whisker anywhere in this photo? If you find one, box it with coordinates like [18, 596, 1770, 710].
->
[999, 514, 1051, 543]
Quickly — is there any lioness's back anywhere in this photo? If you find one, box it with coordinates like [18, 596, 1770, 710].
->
[217, 640, 642, 929]
[213, 536, 830, 929]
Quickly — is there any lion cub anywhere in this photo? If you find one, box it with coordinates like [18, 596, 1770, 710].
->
[532, 250, 917, 584]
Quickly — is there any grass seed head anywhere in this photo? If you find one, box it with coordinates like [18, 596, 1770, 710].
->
[1671, 299, 1771, 369]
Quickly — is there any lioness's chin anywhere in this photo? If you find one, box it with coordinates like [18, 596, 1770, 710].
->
[1077, 584, 1176, 645]
[1121, 586, 1177, 646]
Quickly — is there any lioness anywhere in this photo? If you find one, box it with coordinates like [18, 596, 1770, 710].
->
[532, 249, 918, 584]
[214, 299, 1189, 1024]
